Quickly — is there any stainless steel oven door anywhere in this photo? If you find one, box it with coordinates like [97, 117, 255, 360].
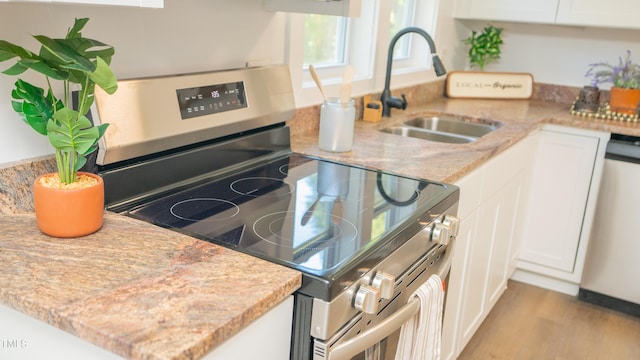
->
[313, 237, 454, 360]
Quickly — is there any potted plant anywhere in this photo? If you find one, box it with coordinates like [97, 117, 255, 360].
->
[586, 50, 640, 115]
[0, 18, 117, 237]
[447, 25, 531, 99]
[465, 25, 504, 71]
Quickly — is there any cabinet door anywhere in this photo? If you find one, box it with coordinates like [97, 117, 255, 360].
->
[556, 0, 640, 29]
[455, 0, 559, 23]
[484, 173, 525, 309]
[0, 0, 163, 7]
[442, 168, 484, 360]
[264, 0, 361, 16]
[519, 130, 599, 273]
[450, 210, 485, 357]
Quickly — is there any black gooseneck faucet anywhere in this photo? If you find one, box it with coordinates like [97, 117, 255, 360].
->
[380, 27, 447, 117]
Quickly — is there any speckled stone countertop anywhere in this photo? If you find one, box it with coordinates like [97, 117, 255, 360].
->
[290, 97, 640, 184]
[2, 88, 639, 360]
[0, 213, 301, 359]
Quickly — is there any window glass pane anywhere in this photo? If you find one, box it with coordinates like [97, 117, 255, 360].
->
[390, 0, 416, 58]
[303, 14, 348, 67]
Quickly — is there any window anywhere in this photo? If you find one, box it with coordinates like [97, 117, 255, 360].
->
[303, 14, 349, 67]
[390, 0, 416, 59]
[287, 0, 440, 108]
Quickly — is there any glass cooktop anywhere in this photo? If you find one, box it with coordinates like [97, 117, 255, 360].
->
[128, 153, 450, 296]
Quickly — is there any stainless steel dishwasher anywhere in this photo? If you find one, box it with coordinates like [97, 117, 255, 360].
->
[579, 134, 640, 317]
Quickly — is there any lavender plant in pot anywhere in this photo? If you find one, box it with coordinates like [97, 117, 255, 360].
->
[586, 50, 640, 115]
[0, 18, 117, 237]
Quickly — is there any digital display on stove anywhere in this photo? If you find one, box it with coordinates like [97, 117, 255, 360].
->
[176, 81, 247, 119]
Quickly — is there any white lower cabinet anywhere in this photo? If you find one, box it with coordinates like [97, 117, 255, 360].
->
[0, 296, 293, 360]
[203, 295, 293, 360]
[444, 125, 609, 359]
[442, 132, 536, 360]
[512, 125, 609, 295]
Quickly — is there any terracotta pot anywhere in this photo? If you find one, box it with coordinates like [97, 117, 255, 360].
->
[609, 87, 640, 115]
[33, 172, 105, 238]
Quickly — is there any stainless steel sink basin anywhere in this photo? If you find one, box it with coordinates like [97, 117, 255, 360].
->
[380, 114, 499, 144]
[380, 126, 475, 144]
[404, 116, 497, 138]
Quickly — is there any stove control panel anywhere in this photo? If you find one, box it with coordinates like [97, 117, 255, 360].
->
[176, 81, 247, 119]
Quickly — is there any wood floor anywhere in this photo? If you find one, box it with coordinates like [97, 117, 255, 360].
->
[457, 280, 640, 360]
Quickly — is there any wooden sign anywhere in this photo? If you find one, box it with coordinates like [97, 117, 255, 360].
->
[446, 71, 534, 99]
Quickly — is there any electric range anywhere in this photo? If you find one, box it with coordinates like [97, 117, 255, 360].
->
[92, 65, 459, 359]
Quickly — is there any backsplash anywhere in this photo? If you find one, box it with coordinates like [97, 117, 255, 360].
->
[287, 80, 582, 137]
[0, 156, 56, 214]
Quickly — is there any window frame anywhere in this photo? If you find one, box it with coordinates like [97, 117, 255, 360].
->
[286, 0, 441, 109]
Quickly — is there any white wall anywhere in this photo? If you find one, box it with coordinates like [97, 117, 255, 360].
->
[0, 0, 286, 165]
[451, 19, 640, 88]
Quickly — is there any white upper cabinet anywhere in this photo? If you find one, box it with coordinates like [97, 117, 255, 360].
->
[455, 0, 559, 23]
[0, 0, 163, 7]
[455, 0, 640, 29]
[264, 0, 361, 17]
[556, 0, 640, 29]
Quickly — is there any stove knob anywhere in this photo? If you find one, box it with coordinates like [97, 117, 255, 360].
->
[371, 272, 395, 300]
[442, 215, 460, 238]
[353, 284, 380, 314]
[432, 222, 451, 246]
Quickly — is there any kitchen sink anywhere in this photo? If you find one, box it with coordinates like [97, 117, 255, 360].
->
[380, 126, 475, 144]
[404, 116, 497, 138]
[380, 114, 500, 144]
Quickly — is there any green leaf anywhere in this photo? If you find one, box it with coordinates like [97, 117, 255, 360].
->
[0, 40, 33, 62]
[89, 57, 117, 94]
[74, 155, 88, 172]
[2, 61, 28, 76]
[47, 108, 103, 157]
[18, 59, 68, 80]
[34, 35, 96, 73]
[10, 79, 59, 135]
[66, 18, 89, 40]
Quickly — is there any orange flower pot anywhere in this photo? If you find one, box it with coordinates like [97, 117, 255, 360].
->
[609, 87, 640, 115]
[33, 172, 105, 238]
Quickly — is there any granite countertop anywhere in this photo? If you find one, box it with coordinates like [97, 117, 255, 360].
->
[0, 212, 301, 360]
[291, 97, 640, 183]
[1, 95, 639, 360]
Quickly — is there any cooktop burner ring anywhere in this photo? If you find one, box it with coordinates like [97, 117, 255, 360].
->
[230, 176, 294, 197]
[170, 198, 240, 222]
[279, 159, 310, 175]
[252, 210, 359, 249]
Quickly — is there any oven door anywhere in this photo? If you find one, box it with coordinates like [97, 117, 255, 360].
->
[313, 239, 454, 360]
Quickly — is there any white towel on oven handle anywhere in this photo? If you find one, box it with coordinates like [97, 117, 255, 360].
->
[394, 274, 444, 360]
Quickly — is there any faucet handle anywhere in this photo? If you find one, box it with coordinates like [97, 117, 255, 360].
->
[399, 94, 407, 110]
[386, 94, 408, 111]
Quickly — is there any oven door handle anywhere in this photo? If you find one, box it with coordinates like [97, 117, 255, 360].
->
[329, 240, 455, 360]
[328, 296, 421, 360]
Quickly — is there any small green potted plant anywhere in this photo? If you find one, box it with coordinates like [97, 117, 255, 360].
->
[0, 18, 117, 237]
[586, 50, 640, 115]
[465, 25, 504, 71]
